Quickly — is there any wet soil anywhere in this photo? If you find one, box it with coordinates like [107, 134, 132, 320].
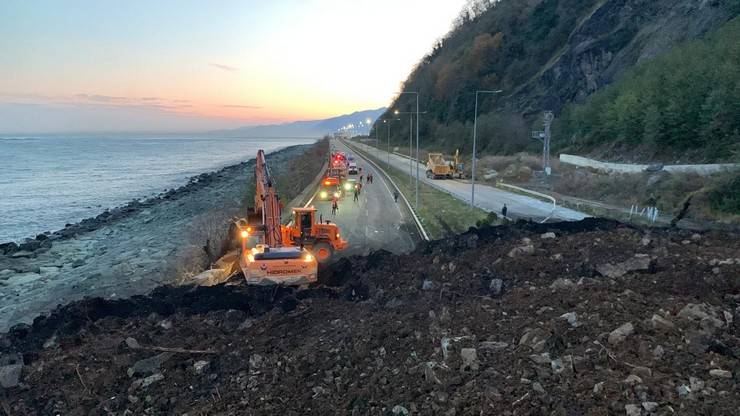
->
[2, 218, 739, 415]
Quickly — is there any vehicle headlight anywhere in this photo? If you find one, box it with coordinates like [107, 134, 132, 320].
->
[240, 230, 249, 239]
[334, 192, 340, 197]
[320, 191, 328, 198]
[304, 253, 314, 262]
[344, 184, 352, 190]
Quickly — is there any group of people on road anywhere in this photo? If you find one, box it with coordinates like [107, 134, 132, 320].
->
[358, 172, 373, 185]
[329, 164, 399, 218]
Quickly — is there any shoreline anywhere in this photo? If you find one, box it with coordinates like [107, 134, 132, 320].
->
[0, 144, 306, 256]
[0, 144, 314, 331]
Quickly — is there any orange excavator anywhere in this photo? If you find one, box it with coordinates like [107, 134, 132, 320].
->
[234, 150, 347, 285]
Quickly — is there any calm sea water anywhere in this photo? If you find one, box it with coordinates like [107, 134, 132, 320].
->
[0, 136, 315, 243]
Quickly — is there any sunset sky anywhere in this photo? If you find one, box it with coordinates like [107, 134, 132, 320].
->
[0, 0, 467, 133]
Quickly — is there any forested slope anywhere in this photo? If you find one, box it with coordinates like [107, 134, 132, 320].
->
[373, 0, 738, 160]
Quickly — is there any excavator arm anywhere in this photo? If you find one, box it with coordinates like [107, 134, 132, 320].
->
[253, 150, 283, 247]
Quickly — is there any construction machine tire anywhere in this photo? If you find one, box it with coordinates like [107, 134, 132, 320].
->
[312, 242, 334, 264]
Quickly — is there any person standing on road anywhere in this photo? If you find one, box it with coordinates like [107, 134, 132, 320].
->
[357, 182, 363, 195]
[501, 204, 508, 219]
[353, 187, 360, 202]
[331, 195, 339, 216]
[393, 190, 399, 203]
[359, 174, 363, 183]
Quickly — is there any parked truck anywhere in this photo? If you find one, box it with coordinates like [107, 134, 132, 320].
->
[425, 150, 466, 179]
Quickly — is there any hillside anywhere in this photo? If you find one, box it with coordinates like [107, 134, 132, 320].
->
[214, 108, 386, 138]
[374, 0, 738, 158]
[554, 16, 740, 163]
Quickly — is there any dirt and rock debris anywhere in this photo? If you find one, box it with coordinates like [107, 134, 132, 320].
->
[1, 218, 739, 415]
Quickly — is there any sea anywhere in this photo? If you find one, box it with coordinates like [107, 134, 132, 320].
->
[0, 135, 316, 243]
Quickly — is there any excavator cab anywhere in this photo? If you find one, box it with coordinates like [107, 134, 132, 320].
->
[284, 207, 348, 263]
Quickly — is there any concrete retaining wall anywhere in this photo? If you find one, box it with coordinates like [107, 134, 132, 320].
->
[559, 154, 739, 175]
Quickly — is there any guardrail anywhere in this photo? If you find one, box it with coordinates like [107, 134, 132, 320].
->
[496, 182, 557, 223]
[341, 139, 430, 241]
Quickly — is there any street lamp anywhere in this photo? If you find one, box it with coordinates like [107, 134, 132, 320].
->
[471, 89, 503, 207]
[395, 91, 420, 209]
[383, 118, 400, 168]
[394, 110, 428, 183]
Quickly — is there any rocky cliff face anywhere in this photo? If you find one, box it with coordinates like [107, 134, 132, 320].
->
[518, 0, 736, 115]
[388, 0, 736, 123]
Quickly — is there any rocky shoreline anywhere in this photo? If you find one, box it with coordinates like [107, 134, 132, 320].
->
[0, 144, 306, 256]
[0, 144, 312, 331]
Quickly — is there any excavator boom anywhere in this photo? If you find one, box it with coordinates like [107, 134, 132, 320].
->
[253, 150, 283, 247]
[238, 150, 317, 285]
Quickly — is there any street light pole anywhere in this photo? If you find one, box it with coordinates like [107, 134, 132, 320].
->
[384, 118, 400, 169]
[388, 122, 391, 168]
[472, 90, 503, 208]
[395, 92, 420, 208]
[409, 115, 413, 179]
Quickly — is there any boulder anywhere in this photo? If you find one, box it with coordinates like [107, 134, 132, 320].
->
[460, 348, 479, 372]
[677, 303, 725, 331]
[392, 405, 409, 416]
[650, 314, 675, 331]
[0, 354, 23, 388]
[608, 322, 635, 345]
[192, 268, 229, 286]
[625, 404, 642, 416]
[550, 278, 575, 290]
[128, 352, 172, 377]
[559, 312, 580, 328]
[0, 242, 19, 255]
[132, 373, 164, 390]
[596, 255, 653, 278]
[507, 245, 535, 258]
[519, 328, 549, 352]
[642, 402, 658, 412]
[709, 369, 732, 379]
[489, 278, 503, 296]
[193, 360, 210, 375]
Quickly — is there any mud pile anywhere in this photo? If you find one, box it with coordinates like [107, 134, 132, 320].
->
[2, 219, 738, 415]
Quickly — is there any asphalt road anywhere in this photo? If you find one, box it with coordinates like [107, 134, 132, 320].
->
[346, 140, 588, 222]
[307, 140, 418, 258]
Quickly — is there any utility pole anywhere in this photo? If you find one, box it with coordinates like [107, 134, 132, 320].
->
[543, 111, 553, 176]
[395, 91, 420, 209]
[409, 115, 413, 179]
[531, 110, 554, 176]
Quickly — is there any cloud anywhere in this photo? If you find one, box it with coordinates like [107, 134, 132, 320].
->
[75, 93, 127, 103]
[221, 104, 262, 109]
[209, 62, 238, 72]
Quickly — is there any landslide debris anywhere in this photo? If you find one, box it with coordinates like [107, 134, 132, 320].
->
[2, 219, 739, 415]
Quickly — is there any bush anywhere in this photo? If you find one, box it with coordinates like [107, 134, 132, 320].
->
[708, 172, 740, 214]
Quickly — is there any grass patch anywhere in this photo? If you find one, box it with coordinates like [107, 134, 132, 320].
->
[350, 142, 490, 239]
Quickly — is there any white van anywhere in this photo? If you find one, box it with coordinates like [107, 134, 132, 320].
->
[348, 162, 358, 174]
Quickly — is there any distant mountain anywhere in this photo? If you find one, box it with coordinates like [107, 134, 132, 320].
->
[213, 108, 386, 138]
